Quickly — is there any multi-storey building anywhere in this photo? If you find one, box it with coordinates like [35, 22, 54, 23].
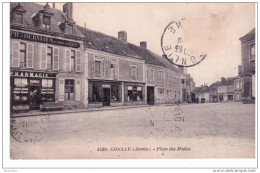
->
[10, 2, 194, 113]
[239, 28, 255, 103]
[10, 2, 85, 112]
[195, 85, 210, 103]
[217, 77, 235, 102]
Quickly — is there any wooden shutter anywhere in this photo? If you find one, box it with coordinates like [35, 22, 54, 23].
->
[92, 60, 95, 77]
[136, 67, 138, 81]
[59, 79, 64, 101]
[115, 63, 119, 79]
[41, 46, 47, 69]
[12, 42, 20, 67]
[76, 79, 81, 101]
[26, 43, 34, 68]
[129, 66, 132, 80]
[101, 60, 105, 78]
[65, 49, 71, 71]
[53, 47, 59, 70]
[76, 51, 81, 72]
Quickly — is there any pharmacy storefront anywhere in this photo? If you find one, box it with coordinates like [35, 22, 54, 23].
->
[10, 70, 57, 112]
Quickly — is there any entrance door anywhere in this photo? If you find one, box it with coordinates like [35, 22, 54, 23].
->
[29, 85, 41, 110]
[147, 86, 155, 105]
[103, 88, 110, 106]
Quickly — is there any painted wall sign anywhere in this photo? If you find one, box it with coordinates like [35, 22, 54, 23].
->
[11, 71, 57, 78]
[11, 30, 80, 48]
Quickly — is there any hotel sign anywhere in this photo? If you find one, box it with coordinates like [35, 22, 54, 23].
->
[11, 31, 80, 48]
[11, 71, 56, 78]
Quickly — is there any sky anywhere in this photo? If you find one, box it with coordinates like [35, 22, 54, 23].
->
[44, 3, 255, 86]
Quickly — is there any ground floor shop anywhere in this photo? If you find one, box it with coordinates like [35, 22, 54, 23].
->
[10, 70, 85, 113]
[88, 80, 145, 107]
[218, 93, 234, 102]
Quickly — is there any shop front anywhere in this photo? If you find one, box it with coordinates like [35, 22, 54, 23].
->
[10, 70, 57, 112]
[124, 82, 145, 106]
[88, 80, 123, 107]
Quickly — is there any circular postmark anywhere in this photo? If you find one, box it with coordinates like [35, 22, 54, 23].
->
[142, 104, 185, 138]
[10, 115, 49, 143]
[161, 19, 207, 67]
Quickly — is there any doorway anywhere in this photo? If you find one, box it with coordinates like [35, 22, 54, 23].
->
[147, 86, 155, 105]
[29, 85, 41, 110]
[103, 88, 110, 106]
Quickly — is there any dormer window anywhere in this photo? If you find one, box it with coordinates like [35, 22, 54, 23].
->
[11, 3, 26, 25]
[67, 24, 73, 34]
[43, 15, 51, 29]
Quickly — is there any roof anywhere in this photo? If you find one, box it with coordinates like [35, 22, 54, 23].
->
[195, 86, 209, 93]
[10, 2, 84, 38]
[239, 28, 255, 42]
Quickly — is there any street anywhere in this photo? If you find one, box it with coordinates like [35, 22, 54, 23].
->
[10, 102, 255, 159]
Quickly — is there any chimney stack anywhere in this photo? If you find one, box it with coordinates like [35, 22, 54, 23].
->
[63, 2, 73, 19]
[140, 41, 147, 49]
[221, 77, 225, 84]
[53, 2, 55, 8]
[118, 31, 127, 42]
[238, 65, 242, 75]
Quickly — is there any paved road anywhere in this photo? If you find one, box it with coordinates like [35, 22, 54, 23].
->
[10, 102, 255, 159]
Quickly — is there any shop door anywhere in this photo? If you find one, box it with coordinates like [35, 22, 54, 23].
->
[103, 88, 110, 106]
[29, 85, 41, 110]
[147, 86, 155, 105]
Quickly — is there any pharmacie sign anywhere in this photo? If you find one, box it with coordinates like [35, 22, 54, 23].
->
[11, 71, 56, 78]
[11, 30, 80, 48]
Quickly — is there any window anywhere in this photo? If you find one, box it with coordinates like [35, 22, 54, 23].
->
[111, 84, 120, 102]
[71, 50, 75, 72]
[158, 70, 162, 82]
[250, 44, 255, 61]
[19, 43, 26, 68]
[92, 83, 102, 102]
[130, 66, 137, 80]
[150, 69, 154, 81]
[41, 79, 54, 102]
[166, 74, 169, 84]
[43, 15, 51, 29]
[169, 75, 172, 84]
[65, 80, 74, 101]
[13, 78, 28, 104]
[127, 86, 143, 101]
[13, 13, 23, 24]
[95, 60, 101, 77]
[67, 24, 73, 34]
[47, 47, 53, 70]
[175, 90, 177, 99]
[111, 63, 118, 79]
[158, 88, 164, 94]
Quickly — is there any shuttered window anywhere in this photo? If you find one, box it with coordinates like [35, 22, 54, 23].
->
[75, 79, 81, 101]
[53, 47, 59, 70]
[65, 49, 71, 71]
[11, 42, 20, 67]
[26, 43, 34, 68]
[41, 46, 47, 69]
[76, 51, 81, 72]
[59, 79, 64, 101]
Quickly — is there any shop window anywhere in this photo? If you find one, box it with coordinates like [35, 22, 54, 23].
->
[19, 42, 26, 68]
[158, 70, 162, 82]
[47, 47, 53, 70]
[71, 50, 76, 72]
[43, 15, 51, 29]
[65, 80, 74, 101]
[95, 61, 101, 77]
[111, 84, 119, 102]
[130, 66, 137, 80]
[41, 79, 54, 102]
[13, 78, 28, 104]
[228, 95, 233, 100]
[250, 44, 255, 62]
[92, 83, 102, 102]
[127, 86, 143, 101]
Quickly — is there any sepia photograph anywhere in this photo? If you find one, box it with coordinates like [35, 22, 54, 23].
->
[4, 1, 257, 168]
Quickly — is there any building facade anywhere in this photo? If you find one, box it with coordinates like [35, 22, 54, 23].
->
[10, 3, 86, 112]
[239, 28, 255, 103]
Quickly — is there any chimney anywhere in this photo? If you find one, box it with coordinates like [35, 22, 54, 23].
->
[118, 31, 127, 42]
[53, 2, 55, 8]
[140, 41, 147, 49]
[238, 65, 242, 75]
[201, 85, 203, 88]
[221, 77, 225, 84]
[63, 2, 73, 19]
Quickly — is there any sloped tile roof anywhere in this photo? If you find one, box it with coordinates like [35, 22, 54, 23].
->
[239, 28, 255, 41]
[10, 2, 84, 38]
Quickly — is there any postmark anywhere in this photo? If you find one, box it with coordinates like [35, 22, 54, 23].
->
[10, 115, 49, 143]
[161, 19, 207, 67]
[142, 104, 185, 138]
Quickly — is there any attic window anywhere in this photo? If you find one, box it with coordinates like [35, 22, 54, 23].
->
[67, 24, 73, 34]
[11, 3, 26, 25]
[14, 13, 23, 24]
[43, 15, 51, 29]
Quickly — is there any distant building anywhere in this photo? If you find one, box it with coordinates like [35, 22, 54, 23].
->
[239, 28, 255, 103]
[217, 77, 235, 102]
[195, 85, 209, 103]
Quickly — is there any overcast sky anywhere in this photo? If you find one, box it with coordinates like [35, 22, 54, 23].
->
[45, 3, 255, 86]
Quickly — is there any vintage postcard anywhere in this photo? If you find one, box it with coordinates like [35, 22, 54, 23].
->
[8, 2, 256, 163]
